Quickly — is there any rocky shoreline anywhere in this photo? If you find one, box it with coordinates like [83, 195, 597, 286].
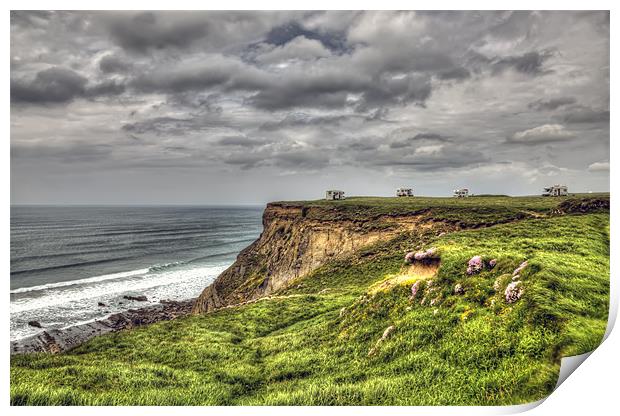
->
[11, 299, 194, 354]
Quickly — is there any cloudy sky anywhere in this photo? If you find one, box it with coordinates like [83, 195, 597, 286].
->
[10, 11, 609, 204]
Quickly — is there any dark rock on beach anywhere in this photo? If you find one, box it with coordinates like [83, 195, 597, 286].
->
[11, 299, 194, 355]
[123, 295, 148, 302]
[98, 302, 106, 307]
[27, 321, 42, 328]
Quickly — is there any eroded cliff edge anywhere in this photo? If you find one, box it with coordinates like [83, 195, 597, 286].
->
[192, 202, 438, 313]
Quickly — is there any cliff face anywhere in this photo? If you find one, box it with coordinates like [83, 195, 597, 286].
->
[192, 203, 435, 313]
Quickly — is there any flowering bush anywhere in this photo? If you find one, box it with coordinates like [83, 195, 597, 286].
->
[505, 281, 524, 303]
[466, 255, 483, 275]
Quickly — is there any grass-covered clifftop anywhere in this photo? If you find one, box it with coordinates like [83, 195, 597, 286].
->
[10, 195, 610, 405]
[274, 193, 608, 226]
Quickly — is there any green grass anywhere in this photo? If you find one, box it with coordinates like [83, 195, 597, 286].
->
[10, 196, 610, 405]
[275, 193, 608, 227]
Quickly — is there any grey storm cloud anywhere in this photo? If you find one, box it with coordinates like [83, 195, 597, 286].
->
[11, 67, 125, 104]
[10, 11, 609, 204]
[104, 11, 210, 52]
[217, 136, 269, 147]
[99, 55, 133, 73]
[389, 132, 449, 149]
[366, 143, 489, 171]
[11, 67, 87, 103]
[121, 113, 225, 136]
[412, 133, 450, 141]
[562, 107, 610, 124]
[122, 117, 195, 135]
[528, 97, 576, 111]
[224, 148, 330, 170]
[259, 113, 351, 131]
[467, 50, 554, 76]
[437, 66, 471, 80]
[492, 51, 554, 75]
[356, 73, 432, 110]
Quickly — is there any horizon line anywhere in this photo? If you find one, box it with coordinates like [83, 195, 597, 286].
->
[9, 191, 610, 207]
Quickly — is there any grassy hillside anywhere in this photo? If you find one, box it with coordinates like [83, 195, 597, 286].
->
[10, 195, 610, 405]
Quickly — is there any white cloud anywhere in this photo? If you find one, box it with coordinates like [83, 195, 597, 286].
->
[588, 161, 610, 172]
[414, 144, 443, 156]
[510, 124, 575, 144]
[256, 36, 331, 64]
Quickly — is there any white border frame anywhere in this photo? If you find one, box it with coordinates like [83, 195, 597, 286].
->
[3, 2, 616, 414]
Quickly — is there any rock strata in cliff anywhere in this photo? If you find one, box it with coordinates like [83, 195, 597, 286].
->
[192, 202, 439, 314]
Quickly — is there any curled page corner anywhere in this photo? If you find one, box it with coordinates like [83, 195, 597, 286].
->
[554, 351, 593, 389]
[494, 348, 602, 414]
[497, 398, 546, 414]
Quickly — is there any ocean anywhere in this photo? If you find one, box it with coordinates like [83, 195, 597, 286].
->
[10, 205, 264, 341]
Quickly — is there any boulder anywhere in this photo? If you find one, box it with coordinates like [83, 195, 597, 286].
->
[408, 247, 439, 263]
[381, 325, 395, 341]
[513, 261, 528, 276]
[454, 283, 464, 295]
[28, 320, 42, 328]
[505, 281, 524, 304]
[410, 281, 421, 298]
[404, 252, 416, 263]
[467, 255, 483, 275]
[368, 325, 395, 357]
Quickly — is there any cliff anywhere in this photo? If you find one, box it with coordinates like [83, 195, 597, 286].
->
[192, 202, 439, 313]
[192, 194, 610, 314]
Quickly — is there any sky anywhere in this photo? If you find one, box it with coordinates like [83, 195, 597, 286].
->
[10, 11, 610, 204]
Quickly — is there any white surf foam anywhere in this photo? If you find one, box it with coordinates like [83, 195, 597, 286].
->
[10, 263, 228, 314]
[10, 268, 150, 294]
[10, 262, 229, 340]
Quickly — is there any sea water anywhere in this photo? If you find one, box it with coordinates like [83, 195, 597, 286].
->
[10, 205, 264, 340]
